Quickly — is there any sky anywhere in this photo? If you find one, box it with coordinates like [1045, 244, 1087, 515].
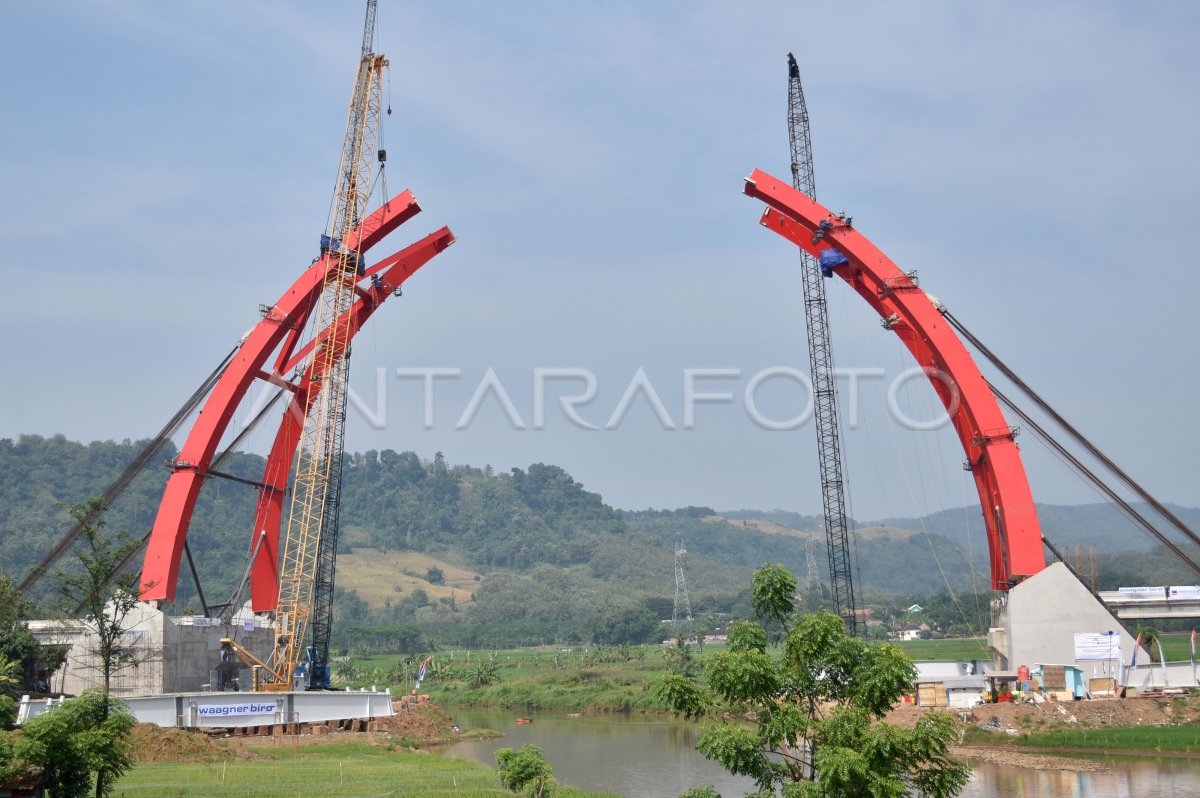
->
[1, 1, 1197, 524]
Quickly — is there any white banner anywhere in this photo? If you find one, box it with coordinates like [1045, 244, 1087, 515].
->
[1074, 631, 1121, 661]
[196, 702, 277, 718]
[1118, 586, 1164, 596]
[1169, 585, 1200, 600]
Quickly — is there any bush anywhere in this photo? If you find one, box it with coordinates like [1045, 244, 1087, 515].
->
[14, 691, 136, 798]
[496, 743, 555, 797]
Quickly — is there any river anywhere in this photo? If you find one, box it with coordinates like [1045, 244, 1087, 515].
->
[443, 708, 1200, 798]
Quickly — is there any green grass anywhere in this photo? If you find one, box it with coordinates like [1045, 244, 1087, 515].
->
[417, 646, 691, 712]
[1155, 631, 1196, 663]
[895, 637, 990, 661]
[345, 637, 999, 711]
[114, 740, 620, 797]
[965, 723, 1200, 754]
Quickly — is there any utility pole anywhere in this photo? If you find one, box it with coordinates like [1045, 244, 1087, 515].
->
[787, 53, 858, 636]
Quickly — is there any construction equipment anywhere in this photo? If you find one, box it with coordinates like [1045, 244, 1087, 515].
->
[260, 0, 388, 691]
[786, 53, 858, 635]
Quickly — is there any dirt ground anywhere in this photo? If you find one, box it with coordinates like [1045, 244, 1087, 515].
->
[887, 692, 1200, 733]
[130, 702, 464, 762]
[886, 693, 1200, 771]
[129, 724, 254, 763]
[950, 745, 1109, 772]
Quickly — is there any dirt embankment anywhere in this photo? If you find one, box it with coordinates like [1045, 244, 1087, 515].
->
[886, 694, 1200, 771]
[130, 702, 466, 762]
[888, 692, 1200, 731]
[129, 724, 254, 763]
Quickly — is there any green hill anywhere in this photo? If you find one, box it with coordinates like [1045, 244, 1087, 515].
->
[2, 434, 1196, 648]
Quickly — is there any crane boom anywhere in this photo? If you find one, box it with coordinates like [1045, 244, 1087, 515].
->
[786, 53, 858, 636]
[268, 0, 387, 690]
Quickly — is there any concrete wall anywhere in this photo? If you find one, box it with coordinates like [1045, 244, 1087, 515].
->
[993, 563, 1146, 678]
[162, 615, 275, 694]
[1126, 661, 1200, 690]
[34, 602, 276, 697]
[47, 603, 167, 697]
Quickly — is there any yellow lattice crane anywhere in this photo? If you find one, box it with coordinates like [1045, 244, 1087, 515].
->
[225, 0, 388, 692]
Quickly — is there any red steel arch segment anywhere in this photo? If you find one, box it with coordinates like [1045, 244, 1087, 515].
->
[139, 191, 428, 603]
[248, 227, 456, 612]
[744, 168, 1045, 589]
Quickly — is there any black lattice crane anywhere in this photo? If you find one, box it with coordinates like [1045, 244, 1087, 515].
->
[787, 53, 858, 636]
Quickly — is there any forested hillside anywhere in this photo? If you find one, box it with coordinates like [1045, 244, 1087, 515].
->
[1, 435, 1195, 648]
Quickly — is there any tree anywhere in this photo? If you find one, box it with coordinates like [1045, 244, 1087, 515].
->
[0, 572, 64, 691]
[656, 563, 970, 798]
[588, 605, 659, 646]
[1137, 626, 1161, 663]
[425, 566, 446, 585]
[694, 609, 721, 658]
[496, 743, 556, 797]
[665, 636, 698, 677]
[0, 655, 19, 725]
[467, 656, 502, 689]
[52, 499, 146, 797]
[333, 660, 360, 684]
[12, 690, 136, 798]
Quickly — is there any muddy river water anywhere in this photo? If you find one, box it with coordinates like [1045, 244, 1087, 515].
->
[444, 708, 1200, 797]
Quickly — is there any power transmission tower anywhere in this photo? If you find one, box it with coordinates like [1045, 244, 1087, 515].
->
[805, 537, 822, 590]
[672, 541, 693, 632]
[787, 53, 858, 636]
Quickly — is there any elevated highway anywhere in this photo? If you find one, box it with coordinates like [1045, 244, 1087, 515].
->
[1098, 589, 1200, 620]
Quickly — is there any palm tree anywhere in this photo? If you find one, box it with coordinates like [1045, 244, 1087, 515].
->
[0, 655, 23, 695]
[334, 660, 360, 684]
[1137, 626, 1160, 663]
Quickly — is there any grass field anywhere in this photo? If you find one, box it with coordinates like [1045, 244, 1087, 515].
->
[359, 645, 687, 712]
[335, 547, 479, 609]
[1154, 631, 1196, 663]
[344, 635, 994, 711]
[965, 723, 1200, 754]
[114, 741, 619, 798]
[893, 631, 1197, 664]
[895, 637, 991, 661]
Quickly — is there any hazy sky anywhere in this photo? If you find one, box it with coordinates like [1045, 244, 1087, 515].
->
[2, 1, 1197, 523]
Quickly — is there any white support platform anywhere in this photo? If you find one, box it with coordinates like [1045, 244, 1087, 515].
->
[17, 689, 395, 729]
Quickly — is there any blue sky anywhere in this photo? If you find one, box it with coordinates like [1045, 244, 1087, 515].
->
[1, 1, 1197, 523]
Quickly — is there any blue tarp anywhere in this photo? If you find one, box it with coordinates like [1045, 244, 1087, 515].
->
[818, 248, 848, 277]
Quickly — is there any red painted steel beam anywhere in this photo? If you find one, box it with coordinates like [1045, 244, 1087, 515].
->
[139, 192, 422, 603]
[248, 227, 456, 611]
[744, 169, 1045, 589]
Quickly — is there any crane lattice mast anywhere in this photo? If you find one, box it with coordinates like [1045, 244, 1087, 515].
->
[787, 53, 858, 636]
[270, 0, 387, 689]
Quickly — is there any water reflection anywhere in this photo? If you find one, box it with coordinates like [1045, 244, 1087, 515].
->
[445, 708, 1200, 798]
[445, 709, 757, 798]
[962, 758, 1200, 798]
